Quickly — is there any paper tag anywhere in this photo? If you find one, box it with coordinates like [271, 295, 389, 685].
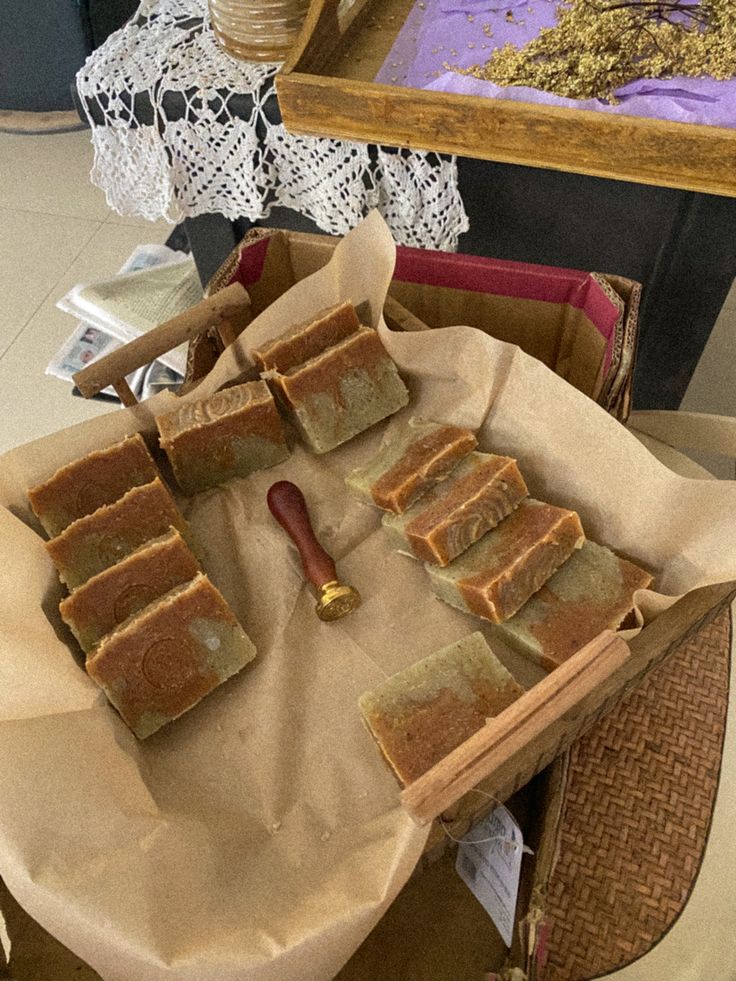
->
[455, 806, 525, 947]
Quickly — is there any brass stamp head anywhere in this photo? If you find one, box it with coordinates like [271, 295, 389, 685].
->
[316, 581, 362, 622]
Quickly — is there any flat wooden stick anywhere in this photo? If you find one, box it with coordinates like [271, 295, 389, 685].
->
[73, 282, 250, 399]
[401, 631, 630, 825]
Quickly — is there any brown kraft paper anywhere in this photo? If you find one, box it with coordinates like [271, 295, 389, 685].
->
[1, 212, 736, 981]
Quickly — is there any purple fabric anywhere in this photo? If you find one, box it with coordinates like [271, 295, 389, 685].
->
[438, 0, 527, 11]
[374, 0, 736, 129]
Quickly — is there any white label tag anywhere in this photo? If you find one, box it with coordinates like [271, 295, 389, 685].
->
[455, 806, 525, 947]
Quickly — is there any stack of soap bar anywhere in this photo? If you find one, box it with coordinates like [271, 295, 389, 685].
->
[86, 574, 257, 739]
[59, 528, 201, 655]
[27, 433, 159, 536]
[427, 500, 585, 623]
[492, 540, 652, 671]
[359, 632, 524, 785]
[345, 419, 478, 513]
[267, 317, 409, 454]
[45, 478, 192, 588]
[382, 452, 528, 566]
[156, 380, 289, 494]
[252, 301, 360, 373]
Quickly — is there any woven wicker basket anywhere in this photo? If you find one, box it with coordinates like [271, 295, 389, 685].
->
[527, 605, 730, 979]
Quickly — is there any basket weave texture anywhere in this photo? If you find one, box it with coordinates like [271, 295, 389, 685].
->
[543, 607, 731, 979]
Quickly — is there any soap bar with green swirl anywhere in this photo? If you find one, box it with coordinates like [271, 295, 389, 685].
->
[45, 478, 192, 589]
[156, 379, 289, 494]
[345, 418, 478, 514]
[427, 500, 585, 623]
[382, 452, 528, 566]
[86, 573, 256, 739]
[27, 432, 159, 537]
[270, 327, 409, 454]
[251, 301, 361, 373]
[59, 528, 201, 655]
[359, 631, 523, 785]
[492, 540, 653, 671]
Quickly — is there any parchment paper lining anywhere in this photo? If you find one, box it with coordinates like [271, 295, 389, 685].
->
[1, 213, 736, 981]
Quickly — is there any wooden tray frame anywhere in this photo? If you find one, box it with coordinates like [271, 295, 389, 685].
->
[277, 0, 736, 197]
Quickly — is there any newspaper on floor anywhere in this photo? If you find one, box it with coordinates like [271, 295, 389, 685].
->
[47, 243, 203, 401]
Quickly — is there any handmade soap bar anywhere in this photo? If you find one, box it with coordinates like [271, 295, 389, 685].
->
[383, 452, 528, 565]
[345, 419, 478, 514]
[156, 380, 289, 494]
[45, 478, 192, 589]
[27, 433, 159, 537]
[492, 540, 653, 671]
[428, 500, 585, 623]
[271, 326, 409, 454]
[252, 301, 361, 373]
[86, 573, 256, 739]
[359, 632, 524, 785]
[59, 528, 201, 655]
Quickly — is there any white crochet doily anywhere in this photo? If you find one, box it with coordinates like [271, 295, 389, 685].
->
[77, 0, 469, 251]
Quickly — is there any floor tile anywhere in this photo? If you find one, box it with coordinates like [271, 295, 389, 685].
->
[0, 207, 100, 358]
[0, 326, 115, 457]
[0, 221, 171, 454]
[55, 220, 174, 285]
[0, 132, 110, 222]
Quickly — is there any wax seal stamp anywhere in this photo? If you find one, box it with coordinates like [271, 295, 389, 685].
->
[267, 480, 361, 622]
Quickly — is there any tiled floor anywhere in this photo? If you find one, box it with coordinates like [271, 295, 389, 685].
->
[0, 131, 172, 455]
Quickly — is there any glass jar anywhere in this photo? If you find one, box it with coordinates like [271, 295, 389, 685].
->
[209, 0, 310, 62]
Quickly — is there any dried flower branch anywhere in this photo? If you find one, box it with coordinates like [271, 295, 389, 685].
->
[455, 0, 736, 102]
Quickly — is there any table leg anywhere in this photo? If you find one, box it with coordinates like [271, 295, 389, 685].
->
[184, 207, 330, 288]
[183, 214, 248, 288]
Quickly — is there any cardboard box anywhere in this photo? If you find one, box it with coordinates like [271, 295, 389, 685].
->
[204, 228, 639, 422]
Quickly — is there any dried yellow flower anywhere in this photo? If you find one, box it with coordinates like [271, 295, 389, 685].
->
[456, 0, 736, 101]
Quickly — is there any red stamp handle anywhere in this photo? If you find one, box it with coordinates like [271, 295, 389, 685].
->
[267, 481, 337, 589]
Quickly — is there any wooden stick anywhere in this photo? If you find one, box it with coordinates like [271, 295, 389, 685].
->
[400, 631, 630, 825]
[73, 282, 250, 399]
[215, 314, 249, 349]
[384, 294, 431, 333]
[112, 377, 137, 407]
